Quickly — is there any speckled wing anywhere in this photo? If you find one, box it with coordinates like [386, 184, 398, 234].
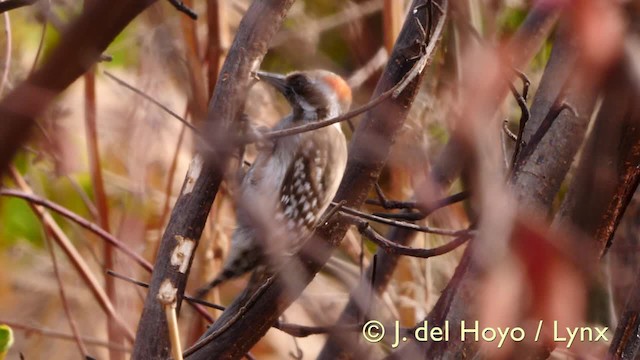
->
[276, 139, 329, 251]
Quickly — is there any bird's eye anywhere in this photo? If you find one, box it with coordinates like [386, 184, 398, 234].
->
[287, 74, 309, 93]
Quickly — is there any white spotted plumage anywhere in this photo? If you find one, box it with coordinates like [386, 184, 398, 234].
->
[195, 70, 351, 297]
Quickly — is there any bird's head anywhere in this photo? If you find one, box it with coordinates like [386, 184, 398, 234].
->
[257, 70, 352, 121]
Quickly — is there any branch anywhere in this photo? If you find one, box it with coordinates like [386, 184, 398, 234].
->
[0, 319, 130, 352]
[367, 190, 469, 218]
[103, 71, 198, 134]
[0, 189, 215, 323]
[0, 0, 37, 14]
[558, 62, 640, 359]
[7, 168, 135, 343]
[255, 79, 405, 141]
[350, 216, 472, 258]
[168, 0, 197, 20]
[107, 270, 226, 311]
[109, 269, 370, 339]
[131, 1, 296, 358]
[0, 189, 152, 271]
[394, 12, 605, 359]
[555, 66, 640, 256]
[323, 3, 560, 359]
[186, 0, 448, 358]
[337, 202, 468, 236]
[0, 0, 156, 176]
[43, 229, 89, 357]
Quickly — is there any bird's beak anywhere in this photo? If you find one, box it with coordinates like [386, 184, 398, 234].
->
[255, 71, 289, 95]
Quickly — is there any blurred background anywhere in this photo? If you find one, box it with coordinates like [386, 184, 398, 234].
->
[0, 0, 636, 358]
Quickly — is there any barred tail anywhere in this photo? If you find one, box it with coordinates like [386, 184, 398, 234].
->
[194, 248, 262, 299]
[194, 268, 238, 299]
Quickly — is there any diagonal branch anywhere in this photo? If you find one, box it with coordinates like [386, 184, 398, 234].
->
[0, 0, 157, 176]
[321, 3, 562, 359]
[351, 216, 472, 258]
[0, 0, 37, 14]
[185, 0, 448, 358]
[0, 189, 152, 271]
[8, 167, 135, 342]
[392, 9, 606, 358]
[131, 1, 297, 358]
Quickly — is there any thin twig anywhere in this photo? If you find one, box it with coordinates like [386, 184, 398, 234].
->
[0, 9, 11, 96]
[502, 120, 518, 141]
[84, 57, 122, 358]
[0, 319, 131, 352]
[270, 0, 383, 48]
[104, 71, 199, 134]
[259, 81, 405, 141]
[65, 174, 99, 219]
[515, 99, 577, 172]
[370, 211, 425, 221]
[363, 254, 378, 322]
[43, 228, 89, 357]
[281, 314, 303, 360]
[273, 322, 362, 337]
[336, 202, 468, 236]
[157, 280, 183, 360]
[107, 269, 373, 340]
[168, 0, 198, 20]
[347, 47, 388, 89]
[106, 270, 226, 311]
[368, 190, 470, 219]
[0, 0, 37, 14]
[350, 216, 472, 258]
[370, 183, 419, 210]
[318, 200, 347, 226]
[513, 68, 531, 100]
[160, 106, 189, 228]
[0, 189, 153, 271]
[7, 168, 135, 342]
[183, 277, 275, 357]
[508, 80, 531, 169]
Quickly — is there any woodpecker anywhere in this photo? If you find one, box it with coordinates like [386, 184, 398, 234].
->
[195, 70, 351, 297]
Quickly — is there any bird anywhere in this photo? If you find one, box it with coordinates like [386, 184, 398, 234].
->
[195, 69, 351, 298]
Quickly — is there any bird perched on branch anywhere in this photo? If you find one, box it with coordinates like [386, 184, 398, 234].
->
[195, 70, 351, 298]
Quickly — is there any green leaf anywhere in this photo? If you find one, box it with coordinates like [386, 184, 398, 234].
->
[0, 196, 43, 247]
[0, 325, 14, 360]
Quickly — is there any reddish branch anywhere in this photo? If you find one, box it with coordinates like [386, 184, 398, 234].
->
[553, 60, 640, 357]
[0, 0, 157, 175]
[0, 0, 37, 14]
[185, 0, 447, 358]
[390, 5, 572, 358]
[1, 319, 130, 352]
[0, 189, 216, 323]
[511, 29, 598, 210]
[338, 202, 467, 236]
[0, 189, 152, 271]
[556, 64, 640, 258]
[352, 217, 472, 258]
[131, 1, 296, 358]
[322, 3, 562, 359]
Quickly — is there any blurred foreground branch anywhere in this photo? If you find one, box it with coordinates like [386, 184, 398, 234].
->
[131, 0, 296, 358]
[185, 0, 447, 358]
[0, 0, 156, 175]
